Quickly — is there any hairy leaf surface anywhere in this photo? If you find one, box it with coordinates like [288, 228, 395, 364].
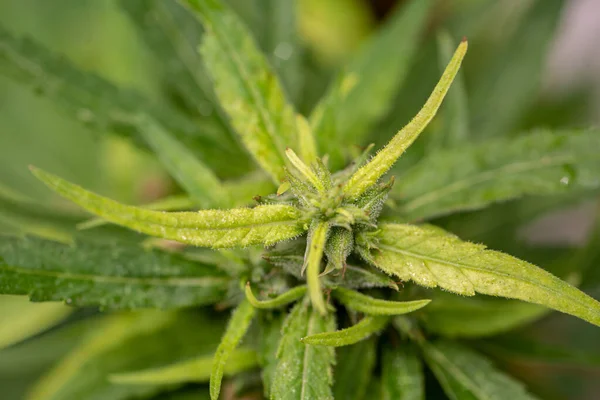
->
[343, 40, 468, 200]
[381, 343, 424, 400]
[369, 223, 600, 327]
[31, 167, 305, 248]
[0, 235, 228, 309]
[271, 300, 335, 400]
[393, 130, 600, 220]
[183, 0, 298, 182]
[423, 340, 537, 400]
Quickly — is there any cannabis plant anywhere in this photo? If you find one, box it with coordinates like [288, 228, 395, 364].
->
[1, 0, 599, 399]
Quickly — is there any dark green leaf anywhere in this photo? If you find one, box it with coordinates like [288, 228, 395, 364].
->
[271, 300, 336, 400]
[381, 342, 424, 400]
[257, 312, 285, 398]
[420, 291, 547, 338]
[423, 340, 538, 400]
[0, 235, 229, 309]
[333, 338, 376, 400]
[393, 130, 600, 221]
[369, 223, 600, 327]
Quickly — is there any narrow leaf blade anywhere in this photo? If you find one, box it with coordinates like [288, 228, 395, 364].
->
[423, 340, 538, 400]
[31, 167, 305, 248]
[304, 221, 330, 314]
[210, 299, 256, 400]
[344, 40, 468, 199]
[183, 0, 298, 182]
[301, 315, 389, 347]
[370, 223, 600, 327]
[245, 283, 306, 309]
[271, 300, 336, 400]
[333, 287, 430, 316]
[0, 235, 229, 309]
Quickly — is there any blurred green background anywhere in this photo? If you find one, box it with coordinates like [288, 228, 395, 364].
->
[0, 0, 599, 399]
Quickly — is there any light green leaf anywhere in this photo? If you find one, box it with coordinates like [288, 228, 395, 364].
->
[296, 114, 318, 164]
[78, 195, 195, 231]
[0, 295, 71, 350]
[0, 235, 229, 309]
[210, 299, 255, 400]
[301, 315, 389, 347]
[369, 223, 600, 327]
[0, 25, 245, 177]
[271, 300, 336, 400]
[245, 283, 307, 309]
[469, 0, 564, 139]
[183, 0, 298, 183]
[333, 287, 430, 316]
[381, 343, 424, 400]
[423, 340, 538, 400]
[286, 148, 325, 193]
[31, 167, 305, 248]
[110, 347, 257, 385]
[420, 292, 547, 338]
[304, 221, 330, 314]
[333, 338, 376, 400]
[311, 0, 433, 168]
[343, 40, 468, 200]
[429, 30, 469, 151]
[393, 129, 600, 221]
[137, 115, 231, 208]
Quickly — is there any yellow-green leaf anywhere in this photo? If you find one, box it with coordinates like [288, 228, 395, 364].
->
[304, 221, 330, 315]
[31, 167, 305, 248]
[245, 283, 307, 309]
[343, 40, 468, 200]
[369, 223, 600, 328]
[182, 0, 298, 183]
[301, 315, 389, 347]
[333, 287, 430, 316]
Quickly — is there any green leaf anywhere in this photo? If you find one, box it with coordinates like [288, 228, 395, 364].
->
[333, 287, 430, 316]
[304, 221, 330, 315]
[381, 343, 424, 400]
[420, 292, 547, 338]
[257, 312, 285, 398]
[311, 0, 433, 168]
[323, 227, 353, 274]
[271, 300, 336, 400]
[296, 114, 318, 164]
[119, 0, 238, 145]
[301, 315, 389, 347]
[0, 235, 229, 309]
[137, 115, 231, 208]
[0, 25, 245, 177]
[343, 40, 468, 200]
[469, 0, 564, 139]
[245, 283, 307, 309]
[210, 299, 255, 400]
[31, 167, 305, 248]
[429, 30, 469, 151]
[333, 338, 376, 400]
[423, 340, 538, 400]
[0, 295, 71, 350]
[393, 130, 600, 221]
[110, 347, 257, 385]
[78, 194, 195, 230]
[183, 0, 298, 183]
[28, 311, 225, 400]
[370, 223, 600, 327]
